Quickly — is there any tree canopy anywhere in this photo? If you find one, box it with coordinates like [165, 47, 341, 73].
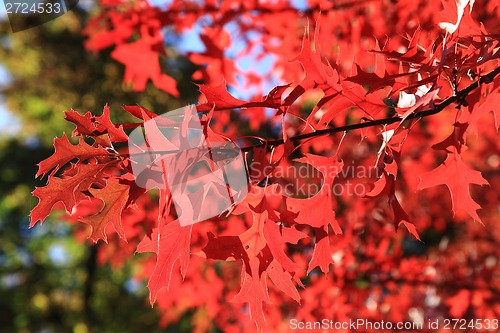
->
[1, 0, 499, 332]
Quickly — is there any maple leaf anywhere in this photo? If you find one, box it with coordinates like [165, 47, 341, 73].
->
[30, 163, 107, 227]
[417, 147, 488, 222]
[111, 40, 179, 96]
[78, 180, 130, 243]
[36, 134, 109, 178]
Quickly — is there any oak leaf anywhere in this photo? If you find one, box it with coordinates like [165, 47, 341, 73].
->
[136, 220, 193, 304]
[78, 180, 130, 243]
[417, 147, 488, 223]
[36, 134, 109, 178]
[30, 163, 107, 227]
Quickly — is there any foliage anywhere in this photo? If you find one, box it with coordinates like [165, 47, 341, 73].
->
[29, 0, 499, 332]
[0, 8, 199, 333]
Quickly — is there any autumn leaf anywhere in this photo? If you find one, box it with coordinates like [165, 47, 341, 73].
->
[197, 81, 248, 111]
[65, 105, 128, 142]
[64, 109, 95, 137]
[30, 163, 107, 227]
[36, 134, 109, 178]
[122, 105, 157, 120]
[417, 147, 488, 223]
[78, 180, 130, 243]
[136, 220, 193, 305]
[438, 0, 475, 34]
[307, 225, 335, 274]
[467, 79, 500, 132]
[111, 40, 179, 96]
[31, 2, 500, 331]
[94, 104, 128, 142]
[284, 23, 341, 107]
[203, 193, 303, 331]
[365, 149, 421, 240]
[283, 154, 343, 234]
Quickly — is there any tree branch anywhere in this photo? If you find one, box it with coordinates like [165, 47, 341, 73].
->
[241, 66, 500, 152]
[119, 66, 499, 158]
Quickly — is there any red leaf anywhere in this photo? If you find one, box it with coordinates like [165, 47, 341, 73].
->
[365, 150, 421, 239]
[468, 81, 500, 132]
[284, 154, 343, 234]
[79, 180, 130, 243]
[344, 64, 400, 93]
[231, 259, 271, 332]
[122, 105, 157, 120]
[197, 81, 247, 111]
[111, 40, 179, 96]
[284, 24, 341, 106]
[136, 220, 193, 304]
[64, 109, 96, 137]
[94, 104, 128, 142]
[83, 11, 135, 51]
[30, 163, 107, 227]
[263, 220, 301, 274]
[65, 105, 128, 142]
[36, 134, 109, 178]
[197, 83, 293, 112]
[417, 147, 488, 222]
[266, 258, 301, 302]
[308, 226, 334, 274]
[392, 198, 421, 241]
[202, 215, 302, 331]
[438, 0, 475, 34]
[189, 26, 237, 85]
[431, 122, 469, 153]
